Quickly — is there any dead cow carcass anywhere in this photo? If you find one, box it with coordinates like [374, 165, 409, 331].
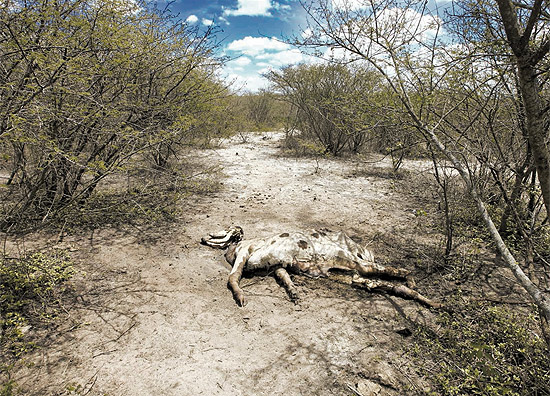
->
[201, 226, 440, 308]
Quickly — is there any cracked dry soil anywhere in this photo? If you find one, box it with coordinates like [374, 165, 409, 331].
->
[13, 132, 437, 395]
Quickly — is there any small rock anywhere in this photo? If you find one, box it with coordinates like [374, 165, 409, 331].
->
[19, 325, 32, 335]
[356, 379, 382, 396]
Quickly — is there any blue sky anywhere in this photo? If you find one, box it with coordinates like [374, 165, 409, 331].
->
[167, 0, 309, 92]
[164, 0, 450, 92]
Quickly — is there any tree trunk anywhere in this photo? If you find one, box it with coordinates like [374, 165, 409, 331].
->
[516, 59, 550, 220]
[499, 165, 531, 236]
[495, 0, 550, 220]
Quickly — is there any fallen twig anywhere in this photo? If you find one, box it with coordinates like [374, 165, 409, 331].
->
[346, 383, 364, 396]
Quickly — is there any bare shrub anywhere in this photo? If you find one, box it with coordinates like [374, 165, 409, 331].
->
[268, 63, 382, 156]
[0, 0, 226, 231]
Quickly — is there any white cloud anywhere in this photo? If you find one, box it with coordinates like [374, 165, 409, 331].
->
[301, 28, 313, 39]
[226, 72, 271, 92]
[226, 36, 290, 56]
[223, 35, 319, 92]
[273, 2, 291, 11]
[382, 7, 442, 43]
[229, 57, 252, 67]
[332, 0, 367, 11]
[223, 0, 274, 17]
[225, 36, 319, 70]
[186, 15, 198, 24]
[202, 18, 214, 26]
[256, 48, 305, 67]
[237, 57, 252, 66]
[318, 7, 444, 64]
[224, 36, 305, 92]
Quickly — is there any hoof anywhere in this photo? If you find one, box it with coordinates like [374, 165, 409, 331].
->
[234, 292, 246, 307]
[290, 291, 300, 303]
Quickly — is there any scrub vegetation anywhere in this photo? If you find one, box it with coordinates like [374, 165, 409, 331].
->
[1, 0, 550, 394]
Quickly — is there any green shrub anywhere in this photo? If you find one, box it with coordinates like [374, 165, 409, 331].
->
[1, 251, 74, 357]
[1, 250, 74, 393]
[414, 297, 550, 396]
[0, 380, 16, 396]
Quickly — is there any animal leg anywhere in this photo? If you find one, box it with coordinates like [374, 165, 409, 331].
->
[274, 267, 300, 302]
[352, 276, 442, 309]
[355, 262, 410, 280]
[228, 256, 247, 307]
[356, 262, 417, 289]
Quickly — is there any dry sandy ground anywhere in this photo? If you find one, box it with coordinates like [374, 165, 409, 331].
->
[12, 132, 439, 395]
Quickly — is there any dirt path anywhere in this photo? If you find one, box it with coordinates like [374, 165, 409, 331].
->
[14, 132, 434, 395]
